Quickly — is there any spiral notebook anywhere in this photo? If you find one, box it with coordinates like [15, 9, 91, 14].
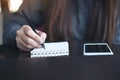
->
[30, 42, 69, 57]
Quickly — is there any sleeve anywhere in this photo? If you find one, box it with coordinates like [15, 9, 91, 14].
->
[3, 0, 44, 46]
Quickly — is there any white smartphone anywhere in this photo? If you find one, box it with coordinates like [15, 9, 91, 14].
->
[83, 43, 113, 56]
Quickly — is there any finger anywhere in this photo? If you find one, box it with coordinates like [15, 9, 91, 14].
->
[40, 32, 47, 43]
[16, 38, 31, 51]
[16, 25, 42, 51]
[17, 43, 31, 51]
[19, 33, 42, 48]
[16, 29, 32, 50]
[16, 28, 38, 49]
[22, 37, 42, 48]
[23, 26, 42, 43]
[16, 36, 34, 50]
[35, 29, 47, 43]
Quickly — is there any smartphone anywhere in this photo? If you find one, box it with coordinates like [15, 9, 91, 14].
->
[83, 43, 113, 56]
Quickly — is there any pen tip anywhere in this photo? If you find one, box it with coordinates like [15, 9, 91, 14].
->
[42, 44, 45, 49]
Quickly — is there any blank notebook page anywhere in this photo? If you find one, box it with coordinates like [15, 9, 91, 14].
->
[30, 42, 69, 57]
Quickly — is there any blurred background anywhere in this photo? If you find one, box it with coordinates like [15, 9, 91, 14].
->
[0, 0, 23, 44]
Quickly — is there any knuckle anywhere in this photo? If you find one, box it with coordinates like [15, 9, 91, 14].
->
[42, 32, 47, 37]
[15, 37, 19, 42]
[23, 25, 31, 33]
[16, 30, 20, 35]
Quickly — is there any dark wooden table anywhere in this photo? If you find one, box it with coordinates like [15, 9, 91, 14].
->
[0, 42, 120, 80]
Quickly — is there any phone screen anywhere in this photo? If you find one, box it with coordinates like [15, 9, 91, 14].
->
[84, 43, 113, 56]
[85, 45, 111, 53]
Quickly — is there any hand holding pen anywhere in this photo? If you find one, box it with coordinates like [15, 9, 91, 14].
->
[15, 11, 47, 51]
[22, 11, 46, 49]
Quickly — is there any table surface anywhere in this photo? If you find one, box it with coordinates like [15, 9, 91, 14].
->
[0, 42, 120, 80]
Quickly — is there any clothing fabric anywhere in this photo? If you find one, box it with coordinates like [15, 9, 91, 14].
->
[3, 0, 120, 46]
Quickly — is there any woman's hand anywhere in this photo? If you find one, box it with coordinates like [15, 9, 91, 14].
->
[16, 25, 47, 51]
